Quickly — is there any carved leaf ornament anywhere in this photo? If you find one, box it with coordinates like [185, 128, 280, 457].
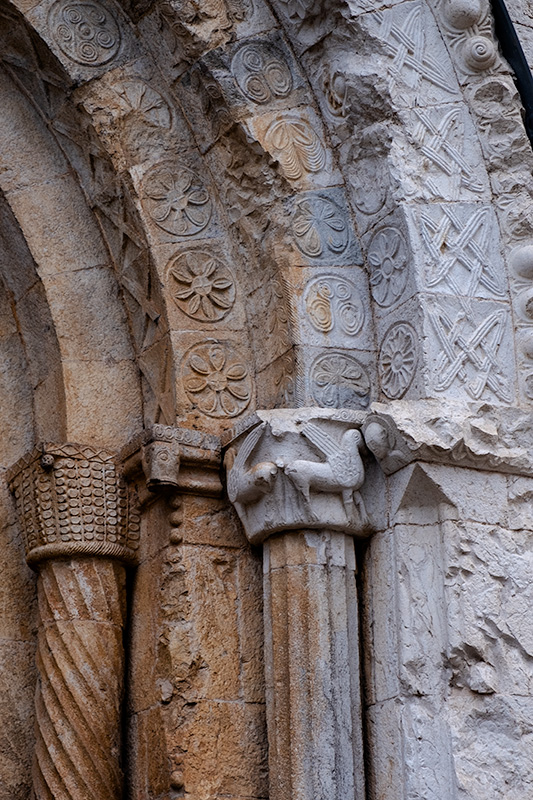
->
[50, 0, 121, 65]
[183, 342, 252, 417]
[266, 117, 326, 181]
[143, 164, 212, 236]
[168, 251, 235, 321]
[292, 196, 348, 257]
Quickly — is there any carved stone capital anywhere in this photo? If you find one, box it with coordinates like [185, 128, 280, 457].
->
[7, 443, 140, 566]
[363, 399, 533, 476]
[121, 424, 222, 496]
[223, 408, 370, 544]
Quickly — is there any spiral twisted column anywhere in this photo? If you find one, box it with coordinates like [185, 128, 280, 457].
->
[224, 409, 372, 800]
[8, 443, 140, 800]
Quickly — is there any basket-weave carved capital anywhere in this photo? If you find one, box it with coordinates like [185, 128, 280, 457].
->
[223, 408, 371, 544]
[7, 443, 140, 566]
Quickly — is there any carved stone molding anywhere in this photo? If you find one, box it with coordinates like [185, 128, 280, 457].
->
[7, 442, 139, 566]
[223, 408, 370, 544]
[363, 399, 533, 476]
[121, 424, 222, 496]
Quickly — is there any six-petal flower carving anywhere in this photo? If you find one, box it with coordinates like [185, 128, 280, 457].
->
[183, 343, 252, 418]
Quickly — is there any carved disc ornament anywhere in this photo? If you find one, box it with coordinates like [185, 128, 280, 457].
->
[368, 226, 409, 307]
[167, 251, 235, 322]
[143, 163, 212, 237]
[231, 42, 293, 104]
[379, 322, 418, 399]
[182, 342, 252, 417]
[310, 352, 370, 408]
[50, 0, 121, 65]
[292, 195, 349, 258]
[304, 275, 365, 336]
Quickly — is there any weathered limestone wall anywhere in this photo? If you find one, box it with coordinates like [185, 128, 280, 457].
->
[363, 404, 533, 798]
[128, 490, 266, 800]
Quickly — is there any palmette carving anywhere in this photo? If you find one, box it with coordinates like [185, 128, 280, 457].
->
[50, 0, 121, 65]
[224, 409, 370, 543]
[8, 444, 140, 566]
[265, 116, 326, 180]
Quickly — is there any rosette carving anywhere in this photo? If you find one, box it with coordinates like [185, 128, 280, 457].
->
[49, 0, 121, 66]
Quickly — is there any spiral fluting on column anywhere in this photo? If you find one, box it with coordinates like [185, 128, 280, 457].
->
[7, 443, 139, 800]
[33, 558, 126, 800]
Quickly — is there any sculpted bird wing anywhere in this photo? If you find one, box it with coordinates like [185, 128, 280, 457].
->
[301, 422, 360, 486]
[227, 422, 266, 503]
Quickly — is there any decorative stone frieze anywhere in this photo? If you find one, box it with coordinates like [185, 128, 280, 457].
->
[121, 424, 222, 496]
[223, 408, 370, 544]
[7, 442, 139, 566]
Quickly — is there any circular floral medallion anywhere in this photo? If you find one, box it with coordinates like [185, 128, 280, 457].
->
[168, 251, 235, 322]
[379, 322, 418, 399]
[310, 352, 370, 409]
[368, 226, 408, 307]
[50, 0, 121, 66]
[182, 342, 252, 418]
[143, 163, 212, 237]
[292, 195, 349, 258]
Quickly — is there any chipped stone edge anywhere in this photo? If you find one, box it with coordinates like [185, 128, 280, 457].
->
[363, 399, 533, 476]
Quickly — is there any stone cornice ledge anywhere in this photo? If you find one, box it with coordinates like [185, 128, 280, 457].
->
[363, 400, 533, 477]
[120, 424, 222, 496]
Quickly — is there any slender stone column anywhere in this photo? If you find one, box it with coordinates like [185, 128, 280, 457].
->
[224, 409, 371, 800]
[7, 443, 140, 800]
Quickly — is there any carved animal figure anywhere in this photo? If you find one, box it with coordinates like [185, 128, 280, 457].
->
[283, 423, 368, 526]
[226, 422, 278, 506]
